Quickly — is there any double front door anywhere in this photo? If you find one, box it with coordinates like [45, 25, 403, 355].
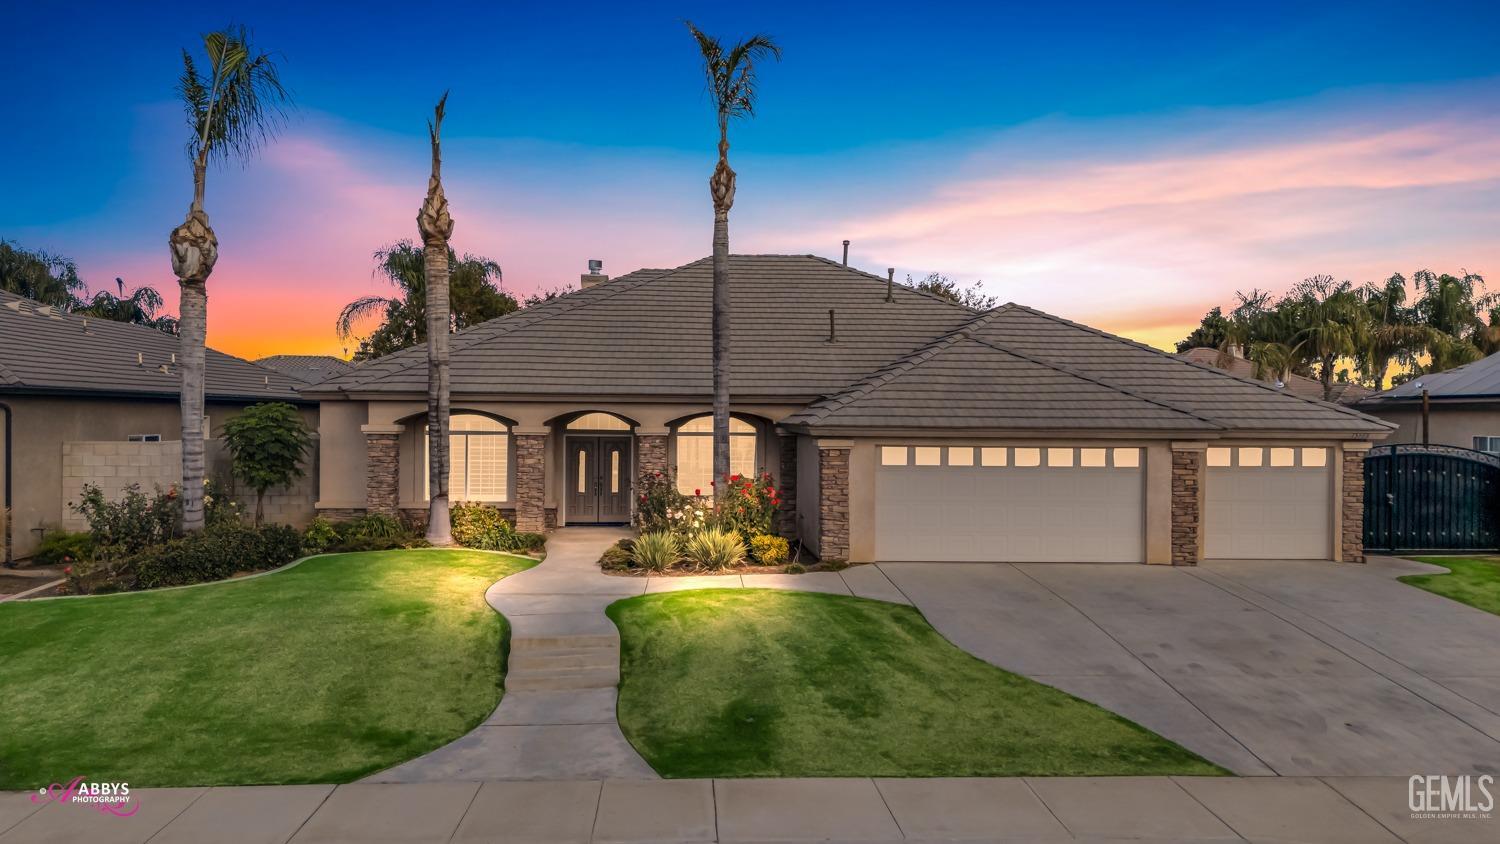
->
[566, 436, 632, 524]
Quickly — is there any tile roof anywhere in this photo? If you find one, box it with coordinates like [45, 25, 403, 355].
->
[0, 290, 305, 402]
[310, 255, 1390, 435]
[1176, 347, 1373, 404]
[254, 354, 356, 385]
[1360, 351, 1500, 404]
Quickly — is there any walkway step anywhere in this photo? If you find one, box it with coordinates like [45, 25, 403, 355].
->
[510, 632, 618, 651]
[507, 665, 620, 692]
[509, 649, 619, 672]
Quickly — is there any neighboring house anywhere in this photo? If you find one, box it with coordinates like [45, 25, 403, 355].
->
[1176, 347, 1373, 405]
[306, 255, 1392, 565]
[1357, 352, 1500, 452]
[255, 354, 356, 385]
[0, 291, 317, 562]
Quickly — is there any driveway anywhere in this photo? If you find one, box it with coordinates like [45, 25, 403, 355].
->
[881, 556, 1500, 776]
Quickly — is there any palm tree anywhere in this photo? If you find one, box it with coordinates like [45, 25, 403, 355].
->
[686, 21, 780, 492]
[76, 278, 179, 334]
[0, 241, 84, 307]
[169, 27, 290, 532]
[418, 94, 456, 546]
[336, 241, 511, 360]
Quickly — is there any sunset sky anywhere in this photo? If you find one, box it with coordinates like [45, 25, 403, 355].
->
[4, 1, 1499, 359]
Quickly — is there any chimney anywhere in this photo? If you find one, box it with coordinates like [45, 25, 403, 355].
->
[842, 240, 850, 266]
[580, 258, 608, 288]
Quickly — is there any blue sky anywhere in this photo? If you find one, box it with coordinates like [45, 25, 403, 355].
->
[4, 1, 1499, 356]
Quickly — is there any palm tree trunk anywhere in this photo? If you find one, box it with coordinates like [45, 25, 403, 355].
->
[1321, 355, 1336, 402]
[709, 132, 736, 495]
[424, 241, 453, 544]
[170, 156, 216, 533]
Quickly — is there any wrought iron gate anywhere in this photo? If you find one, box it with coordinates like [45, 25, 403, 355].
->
[1363, 444, 1500, 552]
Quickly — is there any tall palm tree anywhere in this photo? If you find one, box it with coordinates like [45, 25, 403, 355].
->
[418, 94, 456, 546]
[686, 22, 780, 493]
[169, 27, 290, 532]
[76, 278, 179, 334]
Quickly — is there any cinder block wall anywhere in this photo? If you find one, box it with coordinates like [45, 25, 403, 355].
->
[60, 440, 318, 529]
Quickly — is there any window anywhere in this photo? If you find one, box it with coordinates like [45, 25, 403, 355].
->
[1013, 447, 1041, 467]
[1238, 447, 1264, 467]
[1207, 447, 1232, 467]
[1080, 448, 1107, 467]
[1476, 437, 1500, 455]
[981, 447, 1008, 466]
[426, 414, 509, 501]
[881, 446, 908, 466]
[567, 412, 630, 431]
[674, 416, 757, 495]
[914, 446, 942, 466]
[1113, 448, 1140, 468]
[948, 447, 974, 466]
[1270, 447, 1295, 467]
[126, 434, 162, 442]
[1302, 447, 1328, 466]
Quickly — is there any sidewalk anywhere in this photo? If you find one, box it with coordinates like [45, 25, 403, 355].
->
[3, 775, 1489, 843]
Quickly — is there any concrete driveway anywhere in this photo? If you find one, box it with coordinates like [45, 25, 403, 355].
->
[880, 556, 1500, 776]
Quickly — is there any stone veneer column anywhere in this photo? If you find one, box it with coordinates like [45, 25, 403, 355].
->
[1170, 442, 1205, 566]
[513, 430, 548, 532]
[635, 431, 668, 486]
[776, 433, 798, 540]
[1341, 443, 1369, 564]
[360, 424, 402, 516]
[818, 441, 851, 560]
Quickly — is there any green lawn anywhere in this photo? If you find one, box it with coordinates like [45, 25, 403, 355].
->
[1403, 556, 1500, 615]
[607, 589, 1225, 778]
[0, 549, 533, 788]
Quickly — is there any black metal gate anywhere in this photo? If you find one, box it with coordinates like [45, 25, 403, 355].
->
[1364, 444, 1500, 552]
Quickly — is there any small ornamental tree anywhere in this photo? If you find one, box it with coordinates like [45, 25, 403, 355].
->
[221, 402, 312, 525]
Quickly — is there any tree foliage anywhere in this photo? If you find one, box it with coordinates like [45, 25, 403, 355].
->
[1179, 269, 1493, 396]
[337, 241, 516, 360]
[220, 402, 312, 526]
[904, 272, 998, 310]
[1, 241, 176, 333]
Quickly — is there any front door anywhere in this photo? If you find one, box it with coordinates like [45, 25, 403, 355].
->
[566, 436, 632, 524]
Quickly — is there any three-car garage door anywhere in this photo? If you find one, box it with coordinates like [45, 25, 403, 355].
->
[875, 445, 1144, 562]
[1204, 446, 1331, 560]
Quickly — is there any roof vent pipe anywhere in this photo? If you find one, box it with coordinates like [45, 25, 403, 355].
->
[842, 240, 850, 266]
[827, 309, 837, 343]
[886, 268, 895, 303]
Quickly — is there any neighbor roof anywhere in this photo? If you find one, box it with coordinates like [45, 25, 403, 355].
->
[308, 255, 1390, 435]
[1177, 347, 1374, 405]
[0, 290, 304, 402]
[255, 354, 355, 385]
[1360, 352, 1500, 403]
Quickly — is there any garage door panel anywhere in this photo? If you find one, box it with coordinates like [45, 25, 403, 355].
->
[875, 447, 1143, 563]
[1205, 456, 1330, 560]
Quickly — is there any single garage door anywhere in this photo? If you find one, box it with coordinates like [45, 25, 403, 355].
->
[875, 445, 1144, 562]
[1204, 446, 1331, 560]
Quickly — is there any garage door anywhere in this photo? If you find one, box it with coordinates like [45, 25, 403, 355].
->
[1204, 446, 1331, 560]
[875, 445, 1144, 562]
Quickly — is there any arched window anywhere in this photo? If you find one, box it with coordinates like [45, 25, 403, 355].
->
[426, 413, 509, 502]
[566, 412, 631, 431]
[673, 416, 757, 495]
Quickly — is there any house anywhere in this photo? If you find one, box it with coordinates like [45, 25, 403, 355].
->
[1357, 352, 1500, 452]
[0, 291, 317, 561]
[255, 354, 356, 385]
[305, 255, 1393, 565]
[1176, 347, 1373, 404]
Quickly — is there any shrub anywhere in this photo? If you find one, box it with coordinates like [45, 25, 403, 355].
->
[749, 533, 789, 566]
[822, 558, 850, 571]
[302, 517, 339, 554]
[127, 523, 304, 590]
[719, 473, 781, 536]
[784, 562, 806, 574]
[30, 530, 94, 567]
[681, 527, 745, 571]
[72, 483, 180, 557]
[451, 503, 515, 549]
[220, 402, 312, 526]
[331, 535, 431, 553]
[508, 532, 547, 553]
[634, 472, 694, 533]
[632, 531, 680, 572]
[600, 539, 634, 571]
[337, 513, 408, 541]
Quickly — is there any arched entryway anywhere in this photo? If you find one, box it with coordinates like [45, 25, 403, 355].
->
[562, 412, 634, 524]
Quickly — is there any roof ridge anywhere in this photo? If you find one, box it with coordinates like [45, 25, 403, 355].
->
[793, 308, 1009, 425]
[965, 334, 1222, 428]
[800, 254, 982, 313]
[1002, 303, 1394, 429]
[326, 267, 677, 391]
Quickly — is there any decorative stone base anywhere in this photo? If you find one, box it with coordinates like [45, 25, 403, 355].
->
[365, 432, 400, 516]
[777, 434, 798, 540]
[1171, 448, 1203, 566]
[514, 434, 547, 532]
[818, 446, 850, 560]
[318, 507, 366, 522]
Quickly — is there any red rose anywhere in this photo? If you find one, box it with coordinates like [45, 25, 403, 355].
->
[694, 489, 702, 497]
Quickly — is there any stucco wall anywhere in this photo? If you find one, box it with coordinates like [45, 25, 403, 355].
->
[3, 394, 317, 560]
[1370, 405, 1500, 449]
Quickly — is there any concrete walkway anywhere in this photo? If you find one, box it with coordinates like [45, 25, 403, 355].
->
[368, 527, 914, 782]
[4, 776, 1491, 843]
[883, 555, 1500, 777]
